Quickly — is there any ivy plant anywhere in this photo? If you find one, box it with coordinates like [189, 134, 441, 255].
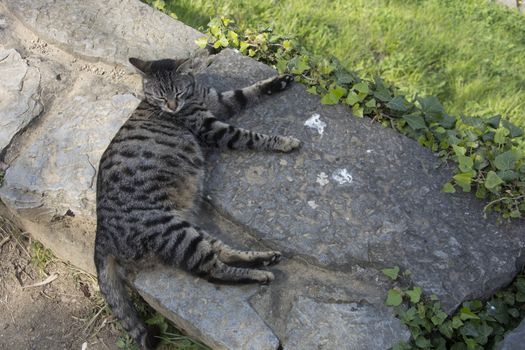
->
[382, 267, 525, 350]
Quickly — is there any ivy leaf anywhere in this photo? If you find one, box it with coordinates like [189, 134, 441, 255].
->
[382, 266, 400, 280]
[374, 88, 392, 102]
[452, 316, 464, 329]
[418, 96, 444, 117]
[457, 155, 474, 173]
[442, 182, 456, 193]
[227, 30, 239, 46]
[352, 104, 364, 118]
[386, 289, 403, 306]
[415, 336, 432, 349]
[320, 85, 347, 105]
[502, 119, 524, 138]
[353, 82, 369, 94]
[498, 170, 518, 181]
[387, 96, 411, 113]
[453, 172, 474, 192]
[484, 171, 504, 189]
[306, 86, 318, 95]
[239, 41, 250, 53]
[460, 307, 480, 320]
[402, 114, 427, 130]
[494, 127, 510, 145]
[335, 70, 356, 85]
[461, 115, 484, 128]
[439, 114, 457, 129]
[494, 150, 519, 171]
[486, 115, 501, 128]
[195, 36, 209, 49]
[365, 98, 376, 108]
[452, 145, 466, 156]
[218, 36, 229, 48]
[290, 56, 310, 74]
[406, 287, 422, 303]
[345, 91, 360, 106]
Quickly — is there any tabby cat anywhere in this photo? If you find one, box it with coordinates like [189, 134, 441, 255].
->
[94, 57, 300, 349]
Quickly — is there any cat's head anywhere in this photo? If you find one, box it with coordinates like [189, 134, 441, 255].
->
[129, 57, 195, 113]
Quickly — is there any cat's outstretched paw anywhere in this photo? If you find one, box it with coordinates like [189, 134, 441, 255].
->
[257, 270, 275, 285]
[264, 74, 294, 95]
[275, 136, 301, 153]
[262, 251, 281, 266]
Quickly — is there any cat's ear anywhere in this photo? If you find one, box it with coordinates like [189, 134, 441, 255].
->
[129, 57, 152, 74]
[174, 58, 192, 73]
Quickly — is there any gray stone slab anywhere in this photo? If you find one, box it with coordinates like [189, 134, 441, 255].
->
[2, 0, 202, 66]
[0, 47, 42, 153]
[0, 70, 139, 271]
[134, 267, 280, 350]
[200, 49, 525, 311]
[498, 318, 525, 350]
[283, 296, 408, 350]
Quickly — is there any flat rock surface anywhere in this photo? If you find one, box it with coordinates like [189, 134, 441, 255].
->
[2, 0, 202, 65]
[498, 319, 525, 350]
[0, 47, 42, 154]
[200, 49, 525, 312]
[1, 0, 524, 349]
[135, 267, 281, 350]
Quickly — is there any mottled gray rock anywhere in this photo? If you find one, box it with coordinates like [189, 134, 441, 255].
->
[0, 71, 139, 271]
[135, 267, 280, 350]
[498, 318, 525, 350]
[284, 297, 407, 350]
[0, 47, 42, 154]
[200, 49, 525, 312]
[2, 0, 202, 66]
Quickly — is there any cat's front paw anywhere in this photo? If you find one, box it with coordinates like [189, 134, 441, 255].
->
[264, 74, 294, 95]
[274, 136, 301, 153]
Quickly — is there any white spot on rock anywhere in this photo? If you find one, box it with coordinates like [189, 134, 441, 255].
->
[366, 149, 373, 154]
[331, 168, 353, 185]
[316, 172, 329, 187]
[304, 113, 326, 135]
[307, 200, 318, 209]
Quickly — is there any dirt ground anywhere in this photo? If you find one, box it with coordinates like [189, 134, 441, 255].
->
[0, 214, 121, 350]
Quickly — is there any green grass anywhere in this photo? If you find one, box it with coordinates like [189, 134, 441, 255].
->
[159, 0, 525, 128]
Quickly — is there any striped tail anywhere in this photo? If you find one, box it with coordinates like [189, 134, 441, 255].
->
[95, 251, 160, 349]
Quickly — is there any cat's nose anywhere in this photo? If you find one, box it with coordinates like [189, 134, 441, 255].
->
[167, 100, 177, 111]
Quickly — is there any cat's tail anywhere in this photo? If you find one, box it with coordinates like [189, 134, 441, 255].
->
[94, 250, 161, 350]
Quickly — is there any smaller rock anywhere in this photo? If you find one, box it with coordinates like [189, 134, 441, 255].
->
[283, 296, 410, 350]
[134, 267, 280, 350]
[498, 319, 525, 350]
[0, 48, 42, 153]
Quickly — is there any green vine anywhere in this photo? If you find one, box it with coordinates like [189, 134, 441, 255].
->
[382, 266, 525, 350]
[194, 16, 525, 220]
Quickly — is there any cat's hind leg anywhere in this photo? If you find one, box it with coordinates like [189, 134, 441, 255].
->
[153, 222, 277, 284]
